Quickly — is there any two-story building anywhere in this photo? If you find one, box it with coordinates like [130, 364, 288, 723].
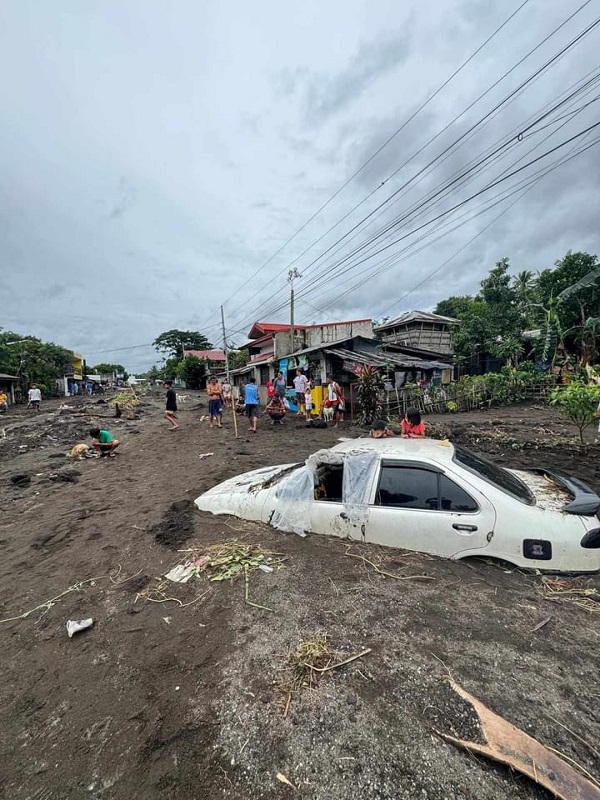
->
[374, 311, 459, 360]
[232, 319, 374, 402]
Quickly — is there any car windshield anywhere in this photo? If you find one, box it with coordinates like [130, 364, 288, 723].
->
[453, 446, 534, 505]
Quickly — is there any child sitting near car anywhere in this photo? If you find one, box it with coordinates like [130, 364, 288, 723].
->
[400, 408, 426, 438]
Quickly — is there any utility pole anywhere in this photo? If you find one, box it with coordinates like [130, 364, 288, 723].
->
[288, 268, 301, 354]
[220, 305, 231, 383]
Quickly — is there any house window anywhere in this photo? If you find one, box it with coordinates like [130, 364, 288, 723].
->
[259, 365, 270, 386]
[375, 466, 478, 512]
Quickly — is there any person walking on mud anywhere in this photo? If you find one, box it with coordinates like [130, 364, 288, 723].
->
[27, 385, 42, 411]
[164, 381, 179, 430]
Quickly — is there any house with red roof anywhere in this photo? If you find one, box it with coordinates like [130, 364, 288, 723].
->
[232, 318, 375, 398]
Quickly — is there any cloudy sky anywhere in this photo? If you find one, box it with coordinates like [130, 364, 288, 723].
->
[1, 0, 599, 372]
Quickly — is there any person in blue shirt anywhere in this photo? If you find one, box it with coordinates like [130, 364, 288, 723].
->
[244, 377, 259, 433]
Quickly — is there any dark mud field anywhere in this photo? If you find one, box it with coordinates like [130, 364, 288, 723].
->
[0, 394, 599, 800]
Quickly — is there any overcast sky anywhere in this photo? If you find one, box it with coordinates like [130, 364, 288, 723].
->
[1, 0, 599, 371]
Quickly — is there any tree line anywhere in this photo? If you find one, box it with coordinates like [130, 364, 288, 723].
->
[433, 251, 600, 371]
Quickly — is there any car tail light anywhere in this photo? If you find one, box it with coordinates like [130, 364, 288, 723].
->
[581, 528, 600, 549]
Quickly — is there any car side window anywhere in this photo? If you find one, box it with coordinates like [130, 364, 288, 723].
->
[376, 466, 439, 510]
[439, 475, 478, 512]
[314, 463, 344, 502]
[375, 466, 478, 512]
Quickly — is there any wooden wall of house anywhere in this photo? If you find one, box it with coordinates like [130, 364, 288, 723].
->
[380, 323, 454, 355]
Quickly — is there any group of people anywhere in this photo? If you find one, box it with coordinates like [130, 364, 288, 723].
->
[0, 385, 43, 413]
[161, 371, 347, 433]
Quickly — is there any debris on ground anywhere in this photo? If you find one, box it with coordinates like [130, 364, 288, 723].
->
[66, 618, 94, 638]
[168, 541, 284, 583]
[439, 679, 600, 800]
[538, 576, 600, 612]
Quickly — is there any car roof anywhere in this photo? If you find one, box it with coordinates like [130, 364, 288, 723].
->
[330, 437, 457, 463]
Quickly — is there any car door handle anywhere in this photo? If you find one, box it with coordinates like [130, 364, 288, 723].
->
[339, 512, 348, 520]
[452, 523, 478, 532]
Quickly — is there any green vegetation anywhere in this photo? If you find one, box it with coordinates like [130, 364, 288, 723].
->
[0, 330, 72, 397]
[92, 363, 126, 376]
[152, 329, 213, 359]
[550, 382, 600, 444]
[355, 364, 385, 425]
[435, 251, 600, 370]
[176, 355, 206, 389]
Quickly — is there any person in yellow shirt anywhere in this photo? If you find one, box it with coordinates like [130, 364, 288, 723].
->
[0, 391, 8, 413]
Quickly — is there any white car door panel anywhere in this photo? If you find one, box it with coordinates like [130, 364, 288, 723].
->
[364, 461, 496, 557]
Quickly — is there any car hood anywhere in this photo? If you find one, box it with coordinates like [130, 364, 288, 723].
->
[195, 462, 299, 519]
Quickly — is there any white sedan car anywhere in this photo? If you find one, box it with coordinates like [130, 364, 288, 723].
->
[195, 438, 600, 572]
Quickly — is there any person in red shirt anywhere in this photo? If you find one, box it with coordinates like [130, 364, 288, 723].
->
[400, 408, 426, 438]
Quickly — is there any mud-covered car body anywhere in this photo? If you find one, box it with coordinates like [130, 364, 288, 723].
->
[195, 439, 600, 572]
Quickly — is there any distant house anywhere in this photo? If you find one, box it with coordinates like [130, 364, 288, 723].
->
[0, 373, 20, 405]
[183, 349, 226, 365]
[183, 349, 227, 379]
[233, 319, 375, 399]
[374, 311, 459, 359]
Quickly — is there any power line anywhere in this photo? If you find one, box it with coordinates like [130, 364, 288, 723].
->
[225, 120, 600, 334]
[218, 2, 596, 332]
[201, 0, 534, 327]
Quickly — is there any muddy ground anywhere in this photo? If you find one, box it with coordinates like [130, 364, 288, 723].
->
[0, 393, 599, 800]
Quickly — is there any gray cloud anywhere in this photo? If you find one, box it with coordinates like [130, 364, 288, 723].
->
[301, 28, 414, 122]
[0, 0, 598, 373]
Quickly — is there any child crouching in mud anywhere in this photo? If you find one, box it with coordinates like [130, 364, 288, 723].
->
[89, 427, 120, 457]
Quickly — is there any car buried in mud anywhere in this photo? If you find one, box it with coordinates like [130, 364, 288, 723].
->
[195, 438, 600, 572]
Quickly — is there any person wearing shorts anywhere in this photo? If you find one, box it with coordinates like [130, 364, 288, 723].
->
[164, 381, 179, 429]
[293, 369, 308, 418]
[244, 377, 259, 433]
[27, 386, 42, 411]
[326, 375, 342, 428]
[263, 395, 286, 425]
[207, 376, 223, 428]
[89, 427, 120, 456]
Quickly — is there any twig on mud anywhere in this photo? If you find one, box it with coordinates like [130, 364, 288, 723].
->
[546, 715, 600, 762]
[529, 615, 553, 632]
[304, 648, 372, 674]
[345, 549, 435, 582]
[244, 565, 274, 612]
[545, 745, 600, 791]
[431, 652, 453, 677]
[283, 692, 292, 718]
[109, 565, 144, 586]
[0, 576, 105, 624]
[145, 589, 210, 608]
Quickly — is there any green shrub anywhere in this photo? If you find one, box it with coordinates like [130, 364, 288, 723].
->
[550, 382, 600, 443]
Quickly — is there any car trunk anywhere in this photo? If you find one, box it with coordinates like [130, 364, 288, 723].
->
[509, 468, 600, 517]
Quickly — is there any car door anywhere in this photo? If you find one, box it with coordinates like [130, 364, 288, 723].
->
[363, 459, 496, 558]
[308, 451, 379, 542]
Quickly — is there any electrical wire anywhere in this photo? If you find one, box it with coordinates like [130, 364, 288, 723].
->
[218, 3, 597, 331]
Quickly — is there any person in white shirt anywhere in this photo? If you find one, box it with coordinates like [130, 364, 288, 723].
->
[292, 369, 309, 418]
[27, 386, 42, 411]
[304, 381, 313, 418]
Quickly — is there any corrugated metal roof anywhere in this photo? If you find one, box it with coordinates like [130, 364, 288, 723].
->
[324, 348, 452, 371]
[375, 310, 460, 331]
[183, 349, 226, 361]
[0, 373, 20, 380]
